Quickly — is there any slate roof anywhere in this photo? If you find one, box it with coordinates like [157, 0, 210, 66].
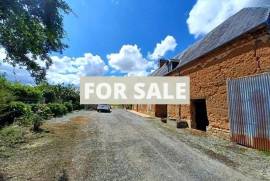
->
[174, 7, 270, 69]
[150, 63, 169, 76]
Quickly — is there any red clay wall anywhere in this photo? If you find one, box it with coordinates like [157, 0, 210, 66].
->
[134, 104, 167, 118]
[168, 27, 270, 133]
[167, 105, 179, 120]
[134, 104, 156, 116]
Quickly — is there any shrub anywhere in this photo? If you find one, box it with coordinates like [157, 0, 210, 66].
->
[48, 103, 68, 117]
[31, 114, 43, 132]
[8, 102, 31, 117]
[0, 76, 15, 112]
[73, 102, 84, 110]
[31, 104, 52, 120]
[17, 112, 43, 131]
[10, 83, 42, 103]
[43, 89, 56, 103]
[63, 102, 73, 112]
[16, 112, 34, 126]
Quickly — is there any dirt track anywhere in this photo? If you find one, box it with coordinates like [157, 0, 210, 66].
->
[1, 109, 269, 180]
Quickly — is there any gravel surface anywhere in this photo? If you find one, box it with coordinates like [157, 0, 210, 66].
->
[1, 109, 269, 181]
[69, 110, 251, 181]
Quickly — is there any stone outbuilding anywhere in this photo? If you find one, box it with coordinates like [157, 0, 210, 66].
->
[134, 59, 172, 118]
[134, 7, 270, 135]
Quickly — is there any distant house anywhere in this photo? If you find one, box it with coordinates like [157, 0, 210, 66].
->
[134, 7, 270, 136]
[133, 59, 175, 118]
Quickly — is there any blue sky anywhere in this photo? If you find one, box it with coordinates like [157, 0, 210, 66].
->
[0, 0, 268, 85]
[62, 0, 195, 59]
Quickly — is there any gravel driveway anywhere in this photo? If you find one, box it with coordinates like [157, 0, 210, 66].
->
[2, 109, 269, 181]
[69, 110, 250, 181]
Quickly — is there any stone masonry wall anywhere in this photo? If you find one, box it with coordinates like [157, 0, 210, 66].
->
[167, 105, 179, 120]
[168, 27, 270, 133]
[135, 104, 156, 117]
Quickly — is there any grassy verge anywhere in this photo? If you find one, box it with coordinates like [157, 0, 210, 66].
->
[0, 116, 89, 180]
[0, 125, 26, 158]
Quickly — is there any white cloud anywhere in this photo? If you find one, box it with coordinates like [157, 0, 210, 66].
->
[187, 0, 270, 37]
[0, 48, 7, 60]
[107, 44, 154, 76]
[1, 34, 177, 82]
[46, 53, 108, 85]
[0, 48, 108, 85]
[148, 35, 177, 60]
[75, 53, 109, 76]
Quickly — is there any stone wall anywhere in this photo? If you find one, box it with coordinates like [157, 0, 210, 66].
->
[167, 105, 179, 120]
[134, 104, 156, 116]
[133, 27, 270, 135]
[168, 27, 270, 133]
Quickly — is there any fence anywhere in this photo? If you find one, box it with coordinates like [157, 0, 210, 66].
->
[227, 73, 270, 151]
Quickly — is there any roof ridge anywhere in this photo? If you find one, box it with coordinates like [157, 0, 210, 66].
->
[172, 7, 270, 72]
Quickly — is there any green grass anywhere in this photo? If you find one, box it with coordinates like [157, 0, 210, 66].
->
[0, 125, 26, 158]
[0, 125, 25, 147]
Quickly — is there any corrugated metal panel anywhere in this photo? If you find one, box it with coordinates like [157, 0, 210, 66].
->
[228, 73, 270, 151]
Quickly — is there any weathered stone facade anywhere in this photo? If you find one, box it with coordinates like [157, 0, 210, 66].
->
[168, 26, 270, 133]
[134, 26, 270, 134]
[133, 104, 166, 118]
[133, 8, 270, 136]
[167, 105, 179, 120]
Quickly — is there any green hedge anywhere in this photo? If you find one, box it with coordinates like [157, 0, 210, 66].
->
[31, 104, 52, 120]
[16, 112, 43, 131]
[63, 102, 73, 112]
[73, 102, 84, 110]
[8, 101, 32, 116]
[48, 103, 68, 117]
[10, 83, 42, 103]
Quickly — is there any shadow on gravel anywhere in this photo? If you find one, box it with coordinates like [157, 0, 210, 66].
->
[58, 170, 69, 181]
[0, 172, 6, 181]
[203, 149, 238, 168]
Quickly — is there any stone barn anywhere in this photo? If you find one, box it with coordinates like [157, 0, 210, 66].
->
[134, 7, 270, 136]
[168, 7, 270, 134]
[133, 59, 172, 118]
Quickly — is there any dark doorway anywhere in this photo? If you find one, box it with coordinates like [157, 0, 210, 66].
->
[192, 99, 209, 131]
[155, 105, 167, 118]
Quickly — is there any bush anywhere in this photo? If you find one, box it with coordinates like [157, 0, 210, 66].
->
[31, 114, 43, 132]
[73, 102, 84, 110]
[17, 112, 43, 131]
[31, 104, 52, 120]
[43, 89, 56, 103]
[16, 112, 34, 126]
[8, 102, 31, 117]
[37, 83, 80, 105]
[64, 102, 73, 112]
[0, 77, 15, 111]
[48, 103, 68, 117]
[10, 83, 42, 103]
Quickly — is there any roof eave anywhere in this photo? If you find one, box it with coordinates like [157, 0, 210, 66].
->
[167, 23, 269, 76]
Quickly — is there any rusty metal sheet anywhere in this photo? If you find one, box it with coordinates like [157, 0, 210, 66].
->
[227, 73, 270, 151]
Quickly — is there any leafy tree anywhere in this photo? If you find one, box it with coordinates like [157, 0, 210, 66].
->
[36, 83, 81, 109]
[36, 82, 57, 103]
[0, 0, 71, 83]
